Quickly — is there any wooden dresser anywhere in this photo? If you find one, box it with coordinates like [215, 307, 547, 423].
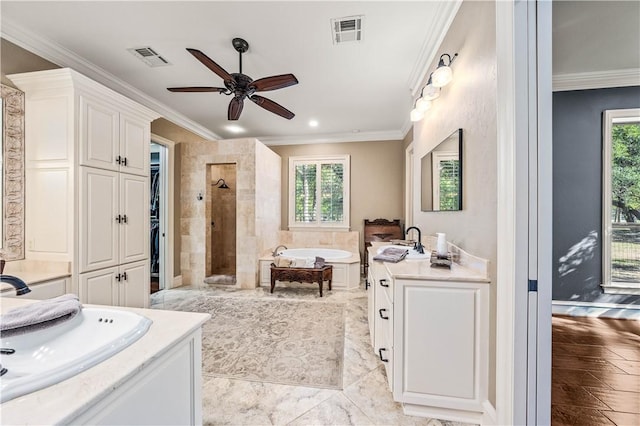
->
[363, 219, 404, 276]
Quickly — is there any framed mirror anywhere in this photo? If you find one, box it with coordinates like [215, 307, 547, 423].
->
[421, 128, 462, 212]
[1, 83, 25, 260]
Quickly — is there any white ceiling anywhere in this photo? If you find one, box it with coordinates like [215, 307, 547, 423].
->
[2, 1, 638, 143]
[0, 1, 459, 143]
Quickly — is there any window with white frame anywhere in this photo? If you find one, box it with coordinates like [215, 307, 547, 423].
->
[602, 108, 640, 294]
[288, 155, 350, 230]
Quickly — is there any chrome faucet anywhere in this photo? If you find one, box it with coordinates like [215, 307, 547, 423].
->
[272, 245, 288, 257]
[0, 275, 31, 296]
[405, 226, 425, 254]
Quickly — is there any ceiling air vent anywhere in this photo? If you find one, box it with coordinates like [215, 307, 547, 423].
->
[331, 15, 364, 44]
[127, 46, 171, 67]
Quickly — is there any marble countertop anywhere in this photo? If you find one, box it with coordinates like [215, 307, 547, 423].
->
[0, 298, 210, 425]
[369, 243, 490, 283]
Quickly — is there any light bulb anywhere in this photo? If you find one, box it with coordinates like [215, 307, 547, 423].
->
[432, 66, 453, 87]
[410, 108, 424, 122]
[416, 97, 431, 113]
[423, 83, 440, 101]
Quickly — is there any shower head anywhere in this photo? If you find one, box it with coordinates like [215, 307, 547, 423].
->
[213, 178, 230, 189]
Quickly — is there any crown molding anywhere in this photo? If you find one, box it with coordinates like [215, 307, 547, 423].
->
[258, 129, 404, 146]
[1, 18, 221, 141]
[553, 69, 640, 92]
[407, 0, 462, 97]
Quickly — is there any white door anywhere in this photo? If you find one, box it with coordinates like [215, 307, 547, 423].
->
[79, 94, 119, 171]
[120, 173, 149, 264]
[80, 167, 119, 273]
[80, 266, 119, 305]
[119, 260, 149, 308]
[120, 113, 150, 176]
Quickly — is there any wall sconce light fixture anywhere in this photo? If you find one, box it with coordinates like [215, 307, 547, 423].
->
[213, 178, 230, 189]
[409, 52, 458, 122]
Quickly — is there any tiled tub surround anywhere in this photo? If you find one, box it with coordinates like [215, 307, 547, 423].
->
[0, 297, 210, 425]
[368, 241, 491, 424]
[259, 230, 361, 290]
[0, 260, 71, 299]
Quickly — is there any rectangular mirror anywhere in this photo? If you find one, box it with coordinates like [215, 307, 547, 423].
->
[421, 128, 462, 211]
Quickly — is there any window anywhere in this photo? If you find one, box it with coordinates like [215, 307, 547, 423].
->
[431, 151, 460, 211]
[602, 109, 640, 294]
[288, 155, 350, 230]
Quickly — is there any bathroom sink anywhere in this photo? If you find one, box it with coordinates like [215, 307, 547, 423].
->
[0, 307, 152, 403]
[377, 245, 430, 260]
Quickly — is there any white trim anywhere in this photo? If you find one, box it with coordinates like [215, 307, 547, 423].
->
[259, 129, 404, 146]
[405, 143, 414, 228]
[552, 300, 640, 320]
[406, 0, 463, 96]
[1, 18, 221, 141]
[481, 400, 498, 425]
[287, 155, 350, 230]
[601, 109, 640, 295]
[553, 69, 640, 92]
[151, 133, 176, 290]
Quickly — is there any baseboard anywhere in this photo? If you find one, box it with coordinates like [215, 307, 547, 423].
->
[402, 403, 482, 425]
[552, 300, 640, 320]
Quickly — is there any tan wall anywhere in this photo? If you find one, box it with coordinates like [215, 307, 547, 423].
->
[255, 142, 282, 256]
[1, 39, 59, 86]
[411, 0, 497, 405]
[269, 140, 405, 260]
[180, 138, 280, 288]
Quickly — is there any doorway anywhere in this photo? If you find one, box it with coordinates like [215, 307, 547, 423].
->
[205, 163, 237, 285]
[150, 142, 168, 293]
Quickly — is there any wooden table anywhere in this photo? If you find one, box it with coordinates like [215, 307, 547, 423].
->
[270, 264, 333, 297]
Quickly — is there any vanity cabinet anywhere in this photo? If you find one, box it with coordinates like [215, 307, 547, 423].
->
[9, 68, 159, 308]
[367, 245, 490, 424]
[0, 277, 69, 300]
[79, 261, 148, 307]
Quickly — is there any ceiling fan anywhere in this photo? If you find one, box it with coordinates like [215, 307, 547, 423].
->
[168, 38, 298, 121]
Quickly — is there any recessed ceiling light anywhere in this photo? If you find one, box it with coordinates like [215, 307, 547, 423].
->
[225, 125, 245, 134]
[309, 120, 319, 127]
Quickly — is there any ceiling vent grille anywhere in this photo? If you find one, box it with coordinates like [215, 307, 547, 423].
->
[331, 15, 364, 44]
[127, 47, 171, 67]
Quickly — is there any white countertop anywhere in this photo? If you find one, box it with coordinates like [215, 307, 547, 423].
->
[0, 298, 210, 425]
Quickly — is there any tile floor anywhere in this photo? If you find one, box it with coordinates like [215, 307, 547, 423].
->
[151, 282, 470, 426]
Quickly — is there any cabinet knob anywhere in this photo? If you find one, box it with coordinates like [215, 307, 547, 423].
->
[122, 272, 128, 281]
[122, 214, 128, 224]
[379, 308, 389, 320]
[122, 157, 128, 167]
[115, 215, 122, 223]
[379, 279, 389, 288]
[378, 348, 389, 363]
[365, 280, 370, 290]
[115, 273, 122, 282]
[116, 155, 122, 165]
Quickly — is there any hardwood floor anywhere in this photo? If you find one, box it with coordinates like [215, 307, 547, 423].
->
[552, 315, 640, 425]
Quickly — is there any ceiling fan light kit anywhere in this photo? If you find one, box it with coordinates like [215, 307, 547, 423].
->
[410, 52, 458, 122]
[168, 38, 298, 121]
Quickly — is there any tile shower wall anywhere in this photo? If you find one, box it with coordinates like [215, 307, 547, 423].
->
[208, 163, 236, 276]
[277, 231, 359, 254]
[181, 138, 281, 288]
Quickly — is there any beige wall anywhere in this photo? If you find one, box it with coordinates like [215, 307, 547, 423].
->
[1, 39, 59, 86]
[269, 140, 405, 260]
[411, 0, 497, 404]
[180, 138, 280, 288]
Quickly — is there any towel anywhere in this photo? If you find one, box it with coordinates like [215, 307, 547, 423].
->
[0, 293, 82, 337]
[314, 256, 326, 268]
[373, 247, 409, 263]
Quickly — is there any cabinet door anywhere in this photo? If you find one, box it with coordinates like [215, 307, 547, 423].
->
[119, 260, 149, 308]
[119, 174, 149, 264]
[119, 113, 150, 176]
[79, 95, 119, 172]
[80, 267, 119, 305]
[80, 167, 119, 273]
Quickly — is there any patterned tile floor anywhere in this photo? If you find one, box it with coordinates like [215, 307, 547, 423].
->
[151, 282, 470, 426]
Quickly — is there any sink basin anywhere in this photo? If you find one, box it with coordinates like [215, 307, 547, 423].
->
[377, 245, 430, 260]
[0, 307, 152, 403]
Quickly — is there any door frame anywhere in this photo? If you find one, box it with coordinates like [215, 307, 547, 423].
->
[150, 134, 177, 290]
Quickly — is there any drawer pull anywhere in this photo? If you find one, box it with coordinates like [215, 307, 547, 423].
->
[365, 280, 370, 290]
[378, 308, 389, 320]
[379, 279, 389, 288]
[378, 348, 389, 362]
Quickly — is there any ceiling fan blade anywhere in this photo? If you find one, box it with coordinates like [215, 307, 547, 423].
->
[228, 97, 244, 120]
[250, 74, 298, 92]
[249, 95, 295, 120]
[167, 87, 227, 93]
[186, 48, 233, 82]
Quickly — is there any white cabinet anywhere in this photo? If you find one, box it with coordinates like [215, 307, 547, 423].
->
[80, 260, 149, 308]
[367, 246, 490, 424]
[10, 68, 160, 308]
[1, 277, 69, 300]
[79, 94, 150, 176]
[80, 168, 149, 273]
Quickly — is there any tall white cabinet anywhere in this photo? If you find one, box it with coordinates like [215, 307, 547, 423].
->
[9, 68, 160, 308]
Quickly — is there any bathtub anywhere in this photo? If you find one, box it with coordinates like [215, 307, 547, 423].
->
[277, 248, 352, 260]
[259, 247, 360, 290]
